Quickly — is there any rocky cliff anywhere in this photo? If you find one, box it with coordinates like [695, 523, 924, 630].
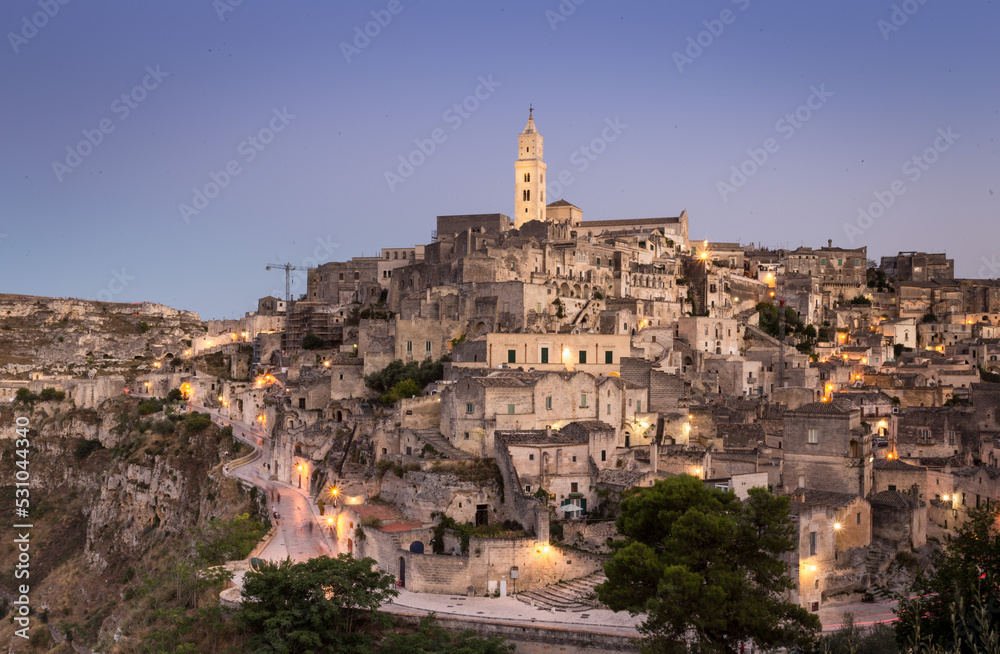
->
[0, 396, 263, 652]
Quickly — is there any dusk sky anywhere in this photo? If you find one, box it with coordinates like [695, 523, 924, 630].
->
[3, 1, 997, 319]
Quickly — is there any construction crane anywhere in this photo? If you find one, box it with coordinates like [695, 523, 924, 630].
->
[265, 262, 309, 303]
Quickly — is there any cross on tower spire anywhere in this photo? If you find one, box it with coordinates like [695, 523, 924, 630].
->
[529, 104, 533, 118]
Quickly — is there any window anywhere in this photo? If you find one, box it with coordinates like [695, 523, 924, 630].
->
[809, 531, 817, 556]
[607, 403, 611, 415]
[507, 404, 515, 414]
[545, 396, 552, 410]
[465, 402, 474, 414]
[571, 455, 577, 462]
[605, 351, 613, 364]
[508, 349, 516, 364]
[540, 347, 549, 364]
[525, 485, 531, 493]
[856, 512, 861, 524]
[425, 340, 432, 355]
[580, 393, 588, 408]
[524, 173, 530, 182]
[406, 341, 413, 354]
[354, 271, 359, 280]
[570, 482, 578, 493]
[601, 450, 606, 462]
[464, 432, 470, 440]
[579, 351, 587, 364]
[339, 273, 344, 281]
[888, 484, 897, 492]
[838, 259, 843, 266]
[529, 454, 534, 461]
[807, 428, 818, 444]
[523, 189, 530, 201]
[636, 400, 642, 413]
[820, 258, 826, 265]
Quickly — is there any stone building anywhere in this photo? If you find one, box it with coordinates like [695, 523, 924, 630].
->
[881, 252, 954, 282]
[787, 489, 871, 612]
[783, 401, 872, 496]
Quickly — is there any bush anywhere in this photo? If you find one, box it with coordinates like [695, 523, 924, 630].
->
[74, 439, 104, 460]
[32, 387, 63, 400]
[151, 419, 175, 435]
[166, 388, 183, 403]
[302, 332, 325, 350]
[183, 412, 212, 432]
[138, 321, 150, 333]
[364, 357, 447, 396]
[14, 388, 38, 405]
[137, 399, 164, 416]
[381, 378, 421, 405]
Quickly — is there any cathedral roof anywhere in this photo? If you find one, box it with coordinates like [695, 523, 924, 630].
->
[522, 113, 538, 135]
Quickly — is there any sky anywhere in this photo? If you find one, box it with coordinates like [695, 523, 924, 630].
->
[2, 1, 998, 319]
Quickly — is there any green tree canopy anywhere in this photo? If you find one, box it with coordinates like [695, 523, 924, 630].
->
[895, 505, 1000, 652]
[364, 358, 446, 397]
[302, 332, 325, 350]
[596, 475, 819, 653]
[195, 512, 268, 565]
[237, 554, 398, 653]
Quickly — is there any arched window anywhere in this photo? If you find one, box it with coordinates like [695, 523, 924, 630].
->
[524, 173, 530, 182]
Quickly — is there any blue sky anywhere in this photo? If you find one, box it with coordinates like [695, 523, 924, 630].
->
[2, 1, 998, 318]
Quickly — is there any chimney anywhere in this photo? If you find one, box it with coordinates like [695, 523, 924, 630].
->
[545, 426, 552, 439]
[828, 239, 832, 248]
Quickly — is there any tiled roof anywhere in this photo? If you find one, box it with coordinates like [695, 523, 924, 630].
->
[560, 420, 616, 434]
[579, 216, 681, 227]
[788, 488, 860, 508]
[869, 490, 913, 509]
[873, 458, 924, 471]
[496, 429, 588, 445]
[350, 504, 402, 522]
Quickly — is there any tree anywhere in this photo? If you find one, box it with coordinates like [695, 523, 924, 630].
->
[39, 387, 66, 401]
[237, 554, 398, 653]
[364, 358, 446, 396]
[166, 388, 184, 402]
[895, 505, 1000, 652]
[381, 378, 421, 405]
[14, 388, 38, 405]
[596, 476, 819, 653]
[302, 332, 325, 350]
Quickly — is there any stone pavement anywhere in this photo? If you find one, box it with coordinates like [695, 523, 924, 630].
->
[383, 588, 642, 637]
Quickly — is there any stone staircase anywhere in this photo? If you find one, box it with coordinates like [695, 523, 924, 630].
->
[515, 571, 607, 612]
[415, 430, 472, 460]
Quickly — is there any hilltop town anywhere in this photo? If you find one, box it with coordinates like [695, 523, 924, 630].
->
[5, 112, 1000, 624]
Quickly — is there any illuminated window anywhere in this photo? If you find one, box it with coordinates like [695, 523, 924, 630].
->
[808, 428, 818, 444]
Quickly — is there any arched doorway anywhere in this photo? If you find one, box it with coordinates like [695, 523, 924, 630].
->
[409, 541, 424, 554]
[398, 557, 406, 588]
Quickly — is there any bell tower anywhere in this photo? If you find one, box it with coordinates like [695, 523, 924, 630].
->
[514, 107, 546, 229]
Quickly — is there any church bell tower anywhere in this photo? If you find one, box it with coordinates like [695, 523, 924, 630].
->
[514, 107, 546, 229]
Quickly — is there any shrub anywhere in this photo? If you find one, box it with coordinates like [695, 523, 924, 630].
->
[166, 388, 183, 402]
[138, 321, 150, 333]
[183, 412, 212, 432]
[14, 388, 38, 405]
[137, 399, 164, 416]
[302, 332, 325, 350]
[74, 439, 104, 460]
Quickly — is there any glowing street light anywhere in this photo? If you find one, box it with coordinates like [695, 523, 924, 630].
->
[833, 522, 842, 531]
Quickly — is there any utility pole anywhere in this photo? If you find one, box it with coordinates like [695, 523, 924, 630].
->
[265, 262, 309, 303]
